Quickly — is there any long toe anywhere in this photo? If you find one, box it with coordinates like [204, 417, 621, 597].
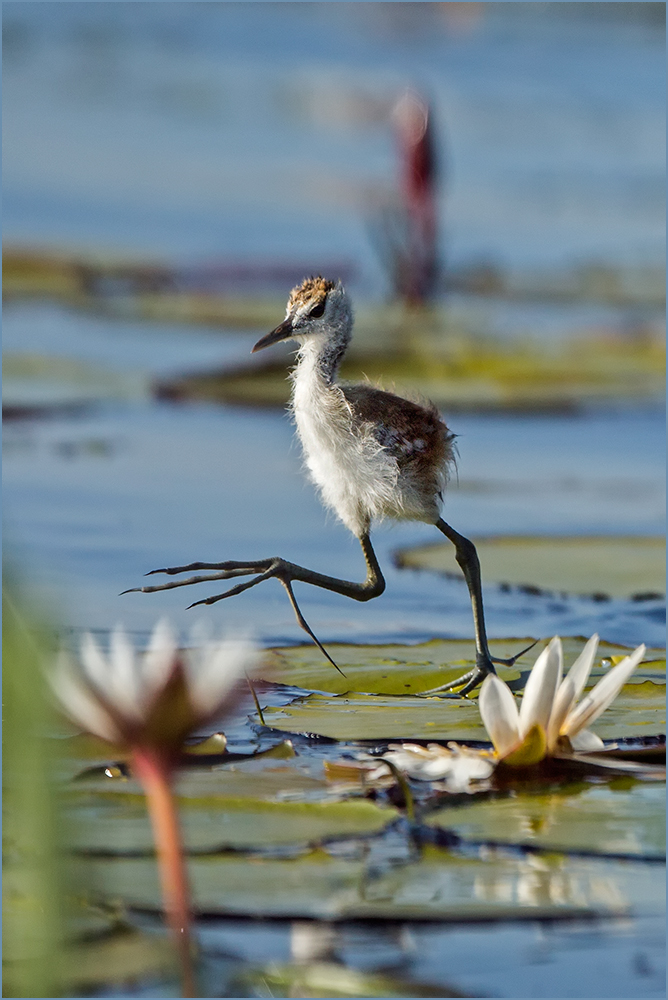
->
[454, 666, 490, 697]
[421, 667, 478, 696]
[490, 639, 538, 667]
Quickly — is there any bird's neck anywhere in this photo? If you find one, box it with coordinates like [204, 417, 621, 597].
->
[293, 325, 350, 391]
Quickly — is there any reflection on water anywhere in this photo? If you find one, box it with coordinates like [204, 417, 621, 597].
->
[473, 852, 627, 910]
[197, 909, 665, 1000]
[361, 846, 661, 917]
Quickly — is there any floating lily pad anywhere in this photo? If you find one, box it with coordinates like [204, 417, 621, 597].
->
[65, 928, 175, 993]
[2, 351, 143, 415]
[585, 680, 666, 740]
[394, 536, 666, 599]
[427, 781, 666, 858]
[263, 693, 488, 742]
[260, 639, 665, 742]
[235, 961, 466, 998]
[66, 759, 398, 853]
[260, 637, 665, 697]
[156, 334, 665, 412]
[68, 795, 395, 854]
[73, 844, 662, 922]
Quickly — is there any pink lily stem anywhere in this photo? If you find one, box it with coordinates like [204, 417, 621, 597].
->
[132, 748, 196, 998]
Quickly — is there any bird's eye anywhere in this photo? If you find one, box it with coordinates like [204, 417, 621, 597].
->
[309, 299, 326, 319]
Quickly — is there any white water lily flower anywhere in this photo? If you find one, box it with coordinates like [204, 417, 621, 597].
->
[380, 742, 495, 792]
[479, 635, 646, 765]
[51, 619, 258, 755]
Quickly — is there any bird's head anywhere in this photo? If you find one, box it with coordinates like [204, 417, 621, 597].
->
[252, 276, 351, 354]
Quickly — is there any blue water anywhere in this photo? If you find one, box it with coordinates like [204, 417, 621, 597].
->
[3, 303, 665, 651]
[2, 9, 665, 998]
[3, 3, 665, 295]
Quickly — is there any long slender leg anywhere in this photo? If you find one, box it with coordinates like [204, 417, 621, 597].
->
[123, 534, 386, 670]
[432, 519, 535, 696]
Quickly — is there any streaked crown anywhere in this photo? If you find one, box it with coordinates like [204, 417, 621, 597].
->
[288, 276, 336, 316]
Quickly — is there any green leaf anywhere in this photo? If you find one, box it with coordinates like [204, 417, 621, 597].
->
[66, 760, 398, 853]
[394, 536, 666, 600]
[263, 692, 489, 742]
[153, 323, 665, 412]
[260, 637, 665, 697]
[72, 844, 663, 921]
[258, 638, 664, 741]
[69, 796, 396, 854]
[261, 679, 664, 743]
[427, 781, 666, 858]
[64, 928, 176, 993]
[235, 961, 465, 998]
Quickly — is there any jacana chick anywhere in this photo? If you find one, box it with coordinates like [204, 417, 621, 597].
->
[128, 277, 530, 693]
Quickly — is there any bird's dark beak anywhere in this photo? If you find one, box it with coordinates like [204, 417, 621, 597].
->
[251, 317, 294, 354]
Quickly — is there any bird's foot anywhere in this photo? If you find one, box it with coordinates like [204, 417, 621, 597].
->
[423, 657, 493, 698]
[120, 556, 346, 676]
[119, 558, 278, 600]
[421, 640, 538, 698]
[490, 639, 539, 668]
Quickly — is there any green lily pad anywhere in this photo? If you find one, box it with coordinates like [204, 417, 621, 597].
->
[65, 928, 176, 993]
[261, 637, 665, 697]
[68, 795, 395, 854]
[262, 677, 664, 744]
[66, 759, 397, 853]
[235, 961, 465, 998]
[394, 536, 666, 599]
[73, 844, 662, 922]
[584, 679, 666, 739]
[258, 637, 664, 741]
[427, 781, 666, 858]
[156, 329, 665, 412]
[263, 692, 488, 742]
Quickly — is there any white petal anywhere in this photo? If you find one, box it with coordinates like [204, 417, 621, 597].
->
[385, 743, 432, 760]
[140, 618, 179, 705]
[569, 729, 605, 752]
[107, 626, 144, 720]
[478, 674, 520, 756]
[444, 753, 495, 791]
[563, 634, 599, 704]
[564, 644, 646, 737]
[189, 619, 213, 649]
[548, 635, 600, 750]
[518, 637, 562, 738]
[383, 748, 450, 780]
[79, 632, 111, 695]
[50, 651, 121, 743]
[546, 675, 575, 751]
[186, 636, 258, 716]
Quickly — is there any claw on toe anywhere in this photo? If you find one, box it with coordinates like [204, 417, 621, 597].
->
[491, 639, 539, 668]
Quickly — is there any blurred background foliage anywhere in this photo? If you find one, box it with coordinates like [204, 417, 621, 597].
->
[3, 580, 64, 998]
